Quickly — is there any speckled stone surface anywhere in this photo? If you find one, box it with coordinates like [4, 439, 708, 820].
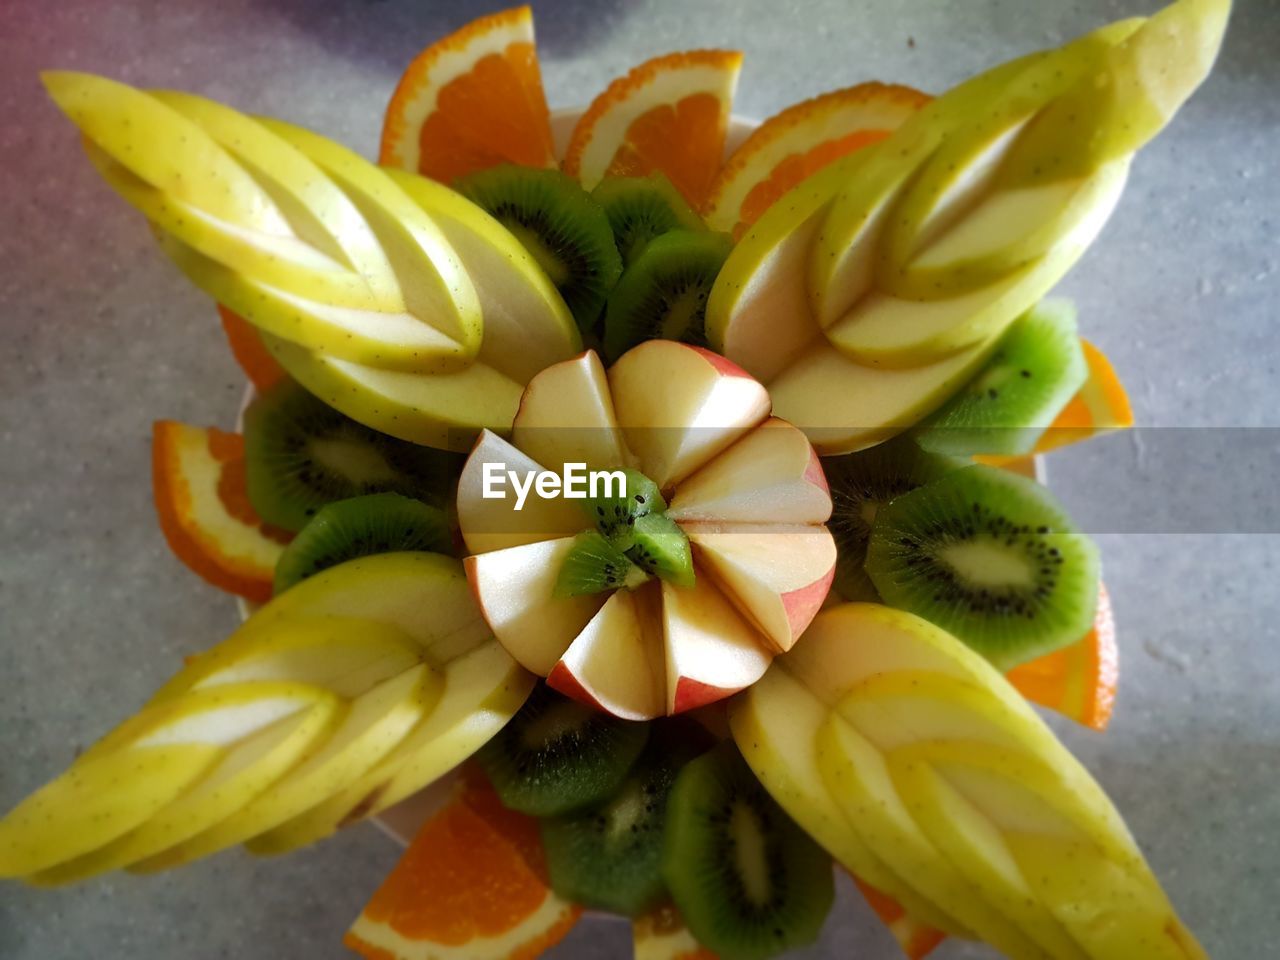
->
[1, 1, 1276, 957]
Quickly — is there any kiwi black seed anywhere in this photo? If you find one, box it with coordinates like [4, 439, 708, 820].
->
[627, 513, 695, 588]
[554, 529, 646, 597]
[822, 434, 964, 602]
[476, 684, 649, 818]
[915, 299, 1087, 457]
[591, 173, 706, 266]
[540, 718, 713, 917]
[583, 468, 665, 548]
[454, 163, 622, 332]
[272, 493, 452, 594]
[603, 229, 734, 361]
[662, 741, 834, 960]
[865, 463, 1100, 669]
[243, 378, 460, 532]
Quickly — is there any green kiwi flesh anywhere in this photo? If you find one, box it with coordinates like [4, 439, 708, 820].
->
[540, 719, 712, 917]
[603, 229, 733, 361]
[662, 742, 834, 960]
[476, 684, 649, 818]
[915, 299, 1087, 456]
[454, 164, 622, 332]
[822, 435, 964, 602]
[582, 468, 665, 549]
[554, 530, 649, 597]
[627, 513, 695, 588]
[866, 463, 1100, 669]
[592, 173, 706, 267]
[243, 379, 459, 532]
[273, 493, 452, 594]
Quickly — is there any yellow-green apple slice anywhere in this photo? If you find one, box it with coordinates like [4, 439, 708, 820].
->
[728, 666, 968, 935]
[660, 576, 773, 714]
[683, 523, 835, 652]
[705, 157, 855, 381]
[261, 333, 523, 451]
[465, 537, 609, 674]
[667, 418, 831, 524]
[608, 341, 771, 489]
[822, 157, 1129, 367]
[766, 335, 996, 455]
[548, 584, 666, 720]
[510, 351, 629, 473]
[138, 665, 441, 867]
[386, 168, 580, 385]
[457, 430, 592, 554]
[245, 640, 533, 854]
[28, 700, 337, 886]
[817, 717, 1066, 960]
[0, 744, 219, 878]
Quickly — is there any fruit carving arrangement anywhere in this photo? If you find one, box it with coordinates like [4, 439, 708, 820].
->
[1, 1, 1227, 958]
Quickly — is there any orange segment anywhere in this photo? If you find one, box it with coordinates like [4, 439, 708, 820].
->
[218, 305, 286, 391]
[380, 5, 556, 182]
[1034, 339, 1135, 454]
[853, 878, 947, 960]
[563, 50, 743, 208]
[152, 421, 291, 603]
[1008, 582, 1119, 731]
[705, 83, 931, 237]
[633, 902, 717, 960]
[346, 772, 581, 960]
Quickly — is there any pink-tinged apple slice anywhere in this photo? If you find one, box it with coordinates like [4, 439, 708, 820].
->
[511, 351, 630, 473]
[456, 429, 591, 554]
[667, 417, 832, 524]
[465, 537, 607, 676]
[608, 341, 771, 489]
[683, 522, 836, 653]
[548, 584, 666, 720]
[660, 577, 773, 715]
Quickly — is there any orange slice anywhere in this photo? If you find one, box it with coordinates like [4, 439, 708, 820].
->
[1033, 339, 1134, 454]
[152, 421, 291, 603]
[218, 305, 286, 391]
[705, 83, 931, 237]
[853, 878, 947, 959]
[633, 902, 717, 960]
[562, 50, 743, 208]
[345, 771, 582, 960]
[1007, 582, 1119, 731]
[380, 5, 556, 182]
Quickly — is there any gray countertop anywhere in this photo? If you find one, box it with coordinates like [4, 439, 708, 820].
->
[1, 1, 1277, 957]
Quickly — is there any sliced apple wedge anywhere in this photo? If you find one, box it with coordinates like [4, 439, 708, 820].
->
[548, 585, 666, 720]
[465, 537, 608, 675]
[684, 523, 835, 652]
[608, 341, 771, 489]
[667, 418, 831, 525]
[660, 577, 773, 714]
[510, 350, 629, 472]
[456, 430, 592, 554]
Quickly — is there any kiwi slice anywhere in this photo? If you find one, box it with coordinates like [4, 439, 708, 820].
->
[628, 513, 695, 588]
[603, 229, 734, 361]
[541, 719, 712, 917]
[477, 684, 649, 818]
[583, 468, 665, 548]
[662, 742, 834, 960]
[591, 173, 706, 266]
[243, 379, 459, 532]
[455, 164, 622, 332]
[554, 530, 649, 597]
[272, 493, 452, 594]
[915, 300, 1087, 456]
[822, 435, 964, 602]
[866, 464, 1100, 669]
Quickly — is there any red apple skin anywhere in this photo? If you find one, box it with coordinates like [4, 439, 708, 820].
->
[512, 349, 596, 423]
[687, 345, 757, 381]
[803, 442, 830, 497]
[780, 564, 837, 651]
[673, 676, 746, 714]
[546, 661, 608, 713]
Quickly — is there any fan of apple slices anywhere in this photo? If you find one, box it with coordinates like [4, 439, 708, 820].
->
[458, 341, 836, 719]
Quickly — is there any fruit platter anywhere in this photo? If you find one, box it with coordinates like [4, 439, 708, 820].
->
[0, 0, 1234, 957]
